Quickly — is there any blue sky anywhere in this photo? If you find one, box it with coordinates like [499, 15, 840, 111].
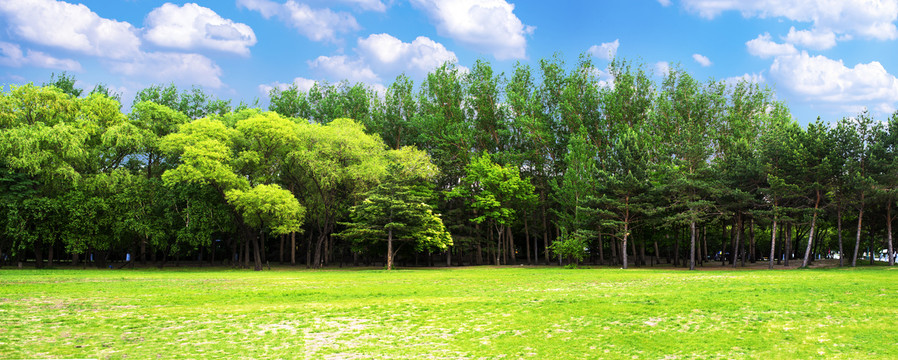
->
[2, 0, 898, 125]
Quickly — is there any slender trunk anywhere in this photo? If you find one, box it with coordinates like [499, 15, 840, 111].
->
[598, 232, 605, 266]
[72, 252, 80, 267]
[291, 232, 296, 266]
[446, 247, 452, 267]
[622, 224, 629, 270]
[801, 192, 821, 268]
[524, 214, 531, 265]
[748, 218, 756, 263]
[674, 232, 680, 267]
[253, 230, 263, 271]
[852, 195, 864, 267]
[313, 234, 326, 269]
[888, 202, 895, 266]
[653, 240, 660, 267]
[610, 238, 620, 265]
[689, 221, 696, 270]
[769, 219, 778, 269]
[387, 228, 393, 270]
[243, 238, 250, 269]
[47, 241, 54, 267]
[837, 209, 844, 267]
[279, 234, 285, 264]
[784, 223, 792, 267]
[630, 234, 638, 267]
[733, 214, 742, 268]
[542, 199, 549, 265]
[306, 232, 312, 268]
[507, 226, 515, 265]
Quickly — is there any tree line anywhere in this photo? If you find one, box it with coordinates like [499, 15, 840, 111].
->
[1, 56, 897, 270]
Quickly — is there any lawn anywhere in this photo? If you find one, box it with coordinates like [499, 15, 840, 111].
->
[1, 265, 896, 359]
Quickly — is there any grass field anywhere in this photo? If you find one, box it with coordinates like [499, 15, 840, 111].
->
[1, 265, 897, 359]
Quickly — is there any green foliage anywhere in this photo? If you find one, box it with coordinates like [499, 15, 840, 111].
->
[226, 184, 305, 236]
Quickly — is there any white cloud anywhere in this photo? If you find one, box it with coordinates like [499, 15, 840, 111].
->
[0, 0, 141, 59]
[588, 39, 619, 61]
[658, 0, 672, 6]
[309, 55, 380, 84]
[357, 33, 458, 76]
[746, 33, 798, 59]
[770, 51, 898, 110]
[258, 77, 317, 96]
[692, 53, 712, 67]
[654, 61, 670, 77]
[108, 52, 223, 88]
[724, 72, 766, 86]
[783, 27, 836, 50]
[333, 0, 387, 12]
[0, 41, 81, 71]
[681, 0, 898, 40]
[410, 0, 534, 60]
[145, 3, 257, 56]
[237, 0, 359, 42]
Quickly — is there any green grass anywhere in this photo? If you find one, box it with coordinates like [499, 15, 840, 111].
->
[1, 266, 897, 359]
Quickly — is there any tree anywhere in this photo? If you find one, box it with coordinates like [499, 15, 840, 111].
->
[449, 152, 536, 265]
[339, 147, 451, 269]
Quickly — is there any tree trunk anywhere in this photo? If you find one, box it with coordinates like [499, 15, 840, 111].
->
[733, 214, 742, 268]
[768, 219, 778, 269]
[253, 230, 263, 271]
[598, 232, 605, 266]
[387, 228, 394, 270]
[446, 247, 452, 267]
[748, 218, 756, 263]
[507, 226, 515, 265]
[852, 195, 864, 267]
[888, 202, 895, 266]
[306, 232, 313, 268]
[784, 223, 792, 267]
[291, 231, 296, 266]
[689, 221, 696, 270]
[279, 234, 285, 264]
[653, 240, 660, 267]
[801, 192, 821, 268]
[837, 209, 844, 267]
[313, 234, 326, 269]
[524, 214, 531, 265]
[542, 201, 549, 265]
[622, 220, 630, 269]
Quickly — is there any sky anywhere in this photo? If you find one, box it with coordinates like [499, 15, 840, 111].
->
[2, 0, 898, 125]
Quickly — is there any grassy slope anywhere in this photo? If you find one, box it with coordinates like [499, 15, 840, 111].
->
[1, 266, 896, 359]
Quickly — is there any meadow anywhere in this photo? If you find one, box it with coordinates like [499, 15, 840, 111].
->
[1, 265, 896, 359]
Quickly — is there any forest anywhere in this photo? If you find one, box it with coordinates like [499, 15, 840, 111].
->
[1, 55, 897, 271]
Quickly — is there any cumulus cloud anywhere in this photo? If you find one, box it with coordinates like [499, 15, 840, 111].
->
[145, 3, 257, 55]
[746, 33, 798, 59]
[357, 33, 458, 77]
[724, 72, 766, 86]
[237, 0, 359, 42]
[309, 55, 380, 84]
[410, 0, 534, 60]
[108, 52, 223, 88]
[783, 27, 836, 50]
[770, 51, 898, 110]
[0, 0, 141, 59]
[654, 61, 670, 77]
[588, 39, 619, 61]
[692, 53, 712, 67]
[658, 0, 672, 6]
[680, 0, 898, 40]
[333, 0, 387, 12]
[0, 41, 81, 71]
[258, 77, 318, 96]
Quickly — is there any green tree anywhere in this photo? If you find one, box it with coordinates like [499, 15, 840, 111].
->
[339, 147, 450, 269]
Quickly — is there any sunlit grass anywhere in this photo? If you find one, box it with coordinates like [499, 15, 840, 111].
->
[1, 266, 896, 359]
